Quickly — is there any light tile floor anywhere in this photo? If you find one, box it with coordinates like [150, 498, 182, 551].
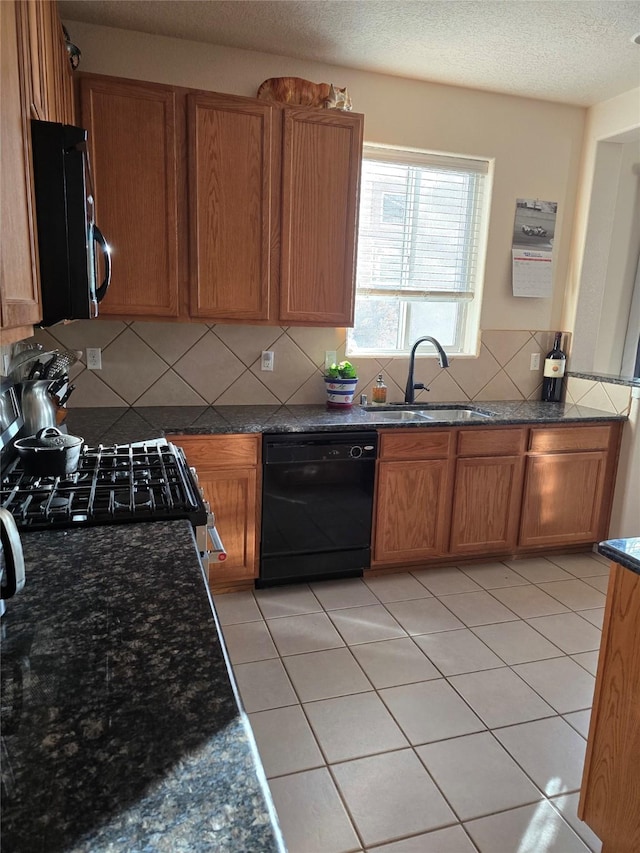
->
[214, 551, 610, 853]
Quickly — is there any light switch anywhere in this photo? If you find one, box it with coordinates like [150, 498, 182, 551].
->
[325, 350, 337, 371]
[530, 353, 541, 371]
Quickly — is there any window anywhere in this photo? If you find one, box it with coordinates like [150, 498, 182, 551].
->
[347, 145, 492, 357]
[381, 192, 406, 224]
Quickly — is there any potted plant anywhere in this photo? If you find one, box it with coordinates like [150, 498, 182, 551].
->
[324, 360, 358, 408]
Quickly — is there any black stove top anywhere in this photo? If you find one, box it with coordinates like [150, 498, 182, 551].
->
[1, 440, 207, 531]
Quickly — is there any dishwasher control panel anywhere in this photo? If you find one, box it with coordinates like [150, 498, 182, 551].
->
[263, 431, 378, 465]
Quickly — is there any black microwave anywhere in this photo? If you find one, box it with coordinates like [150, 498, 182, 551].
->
[30, 119, 111, 327]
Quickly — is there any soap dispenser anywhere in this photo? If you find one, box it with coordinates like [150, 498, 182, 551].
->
[371, 374, 387, 405]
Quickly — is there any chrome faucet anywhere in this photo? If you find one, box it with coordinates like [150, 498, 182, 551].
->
[404, 336, 450, 403]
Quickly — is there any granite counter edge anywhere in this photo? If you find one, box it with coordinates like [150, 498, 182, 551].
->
[598, 537, 640, 576]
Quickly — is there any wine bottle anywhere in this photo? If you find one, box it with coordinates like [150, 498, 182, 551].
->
[541, 332, 566, 402]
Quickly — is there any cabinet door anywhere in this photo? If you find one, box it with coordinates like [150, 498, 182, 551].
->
[198, 467, 258, 584]
[18, 0, 75, 124]
[81, 76, 181, 317]
[280, 107, 363, 325]
[0, 0, 41, 340]
[18, 0, 48, 120]
[450, 456, 524, 555]
[188, 92, 275, 321]
[169, 434, 260, 588]
[579, 563, 640, 852]
[49, 4, 75, 125]
[373, 459, 451, 564]
[519, 451, 607, 547]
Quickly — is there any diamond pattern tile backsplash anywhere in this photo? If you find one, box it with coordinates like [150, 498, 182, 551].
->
[7, 322, 613, 410]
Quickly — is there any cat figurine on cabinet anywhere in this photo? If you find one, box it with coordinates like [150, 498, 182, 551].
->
[257, 77, 352, 111]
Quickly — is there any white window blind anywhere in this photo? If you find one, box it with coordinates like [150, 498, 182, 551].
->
[348, 144, 491, 356]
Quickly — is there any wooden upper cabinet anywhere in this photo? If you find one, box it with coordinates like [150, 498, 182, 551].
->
[280, 107, 363, 325]
[80, 75, 181, 318]
[18, 0, 48, 120]
[72, 78, 363, 326]
[0, 0, 41, 340]
[50, 5, 75, 125]
[18, 0, 75, 124]
[188, 92, 275, 321]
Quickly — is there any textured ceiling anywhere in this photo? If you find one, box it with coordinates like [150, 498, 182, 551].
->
[59, 0, 640, 106]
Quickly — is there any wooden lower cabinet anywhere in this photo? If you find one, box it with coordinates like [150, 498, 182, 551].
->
[197, 466, 257, 586]
[372, 422, 621, 571]
[170, 421, 622, 587]
[373, 430, 453, 566]
[373, 459, 451, 563]
[169, 434, 259, 591]
[519, 423, 620, 549]
[579, 562, 640, 852]
[519, 450, 608, 548]
[449, 455, 524, 555]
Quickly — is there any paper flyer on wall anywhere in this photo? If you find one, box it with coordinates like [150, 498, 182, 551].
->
[511, 199, 557, 297]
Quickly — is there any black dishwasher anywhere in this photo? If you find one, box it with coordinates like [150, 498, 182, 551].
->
[259, 432, 378, 587]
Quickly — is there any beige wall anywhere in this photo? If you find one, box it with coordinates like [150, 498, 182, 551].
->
[562, 86, 640, 538]
[611, 391, 640, 539]
[66, 19, 586, 334]
[563, 86, 640, 367]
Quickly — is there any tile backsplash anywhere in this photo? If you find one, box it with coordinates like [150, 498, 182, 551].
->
[12, 323, 570, 408]
[565, 376, 632, 416]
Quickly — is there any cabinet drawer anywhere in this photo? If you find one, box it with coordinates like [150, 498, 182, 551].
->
[457, 428, 527, 457]
[168, 434, 259, 468]
[529, 425, 612, 453]
[378, 429, 453, 460]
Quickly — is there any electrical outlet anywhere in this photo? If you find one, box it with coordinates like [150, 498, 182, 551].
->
[86, 347, 102, 370]
[261, 350, 274, 372]
[325, 350, 337, 371]
[530, 352, 541, 371]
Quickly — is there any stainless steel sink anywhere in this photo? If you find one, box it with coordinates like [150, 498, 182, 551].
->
[365, 404, 497, 421]
[419, 408, 495, 421]
[369, 410, 432, 421]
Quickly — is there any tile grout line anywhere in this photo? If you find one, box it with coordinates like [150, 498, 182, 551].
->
[217, 558, 602, 851]
[253, 588, 372, 851]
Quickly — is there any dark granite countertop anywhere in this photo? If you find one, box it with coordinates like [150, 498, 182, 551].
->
[598, 537, 640, 576]
[568, 370, 640, 388]
[62, 401, 627, 446]
[0, 522, 284, 853]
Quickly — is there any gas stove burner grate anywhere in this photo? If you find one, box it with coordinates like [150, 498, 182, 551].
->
[1, 439, 207, 530]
